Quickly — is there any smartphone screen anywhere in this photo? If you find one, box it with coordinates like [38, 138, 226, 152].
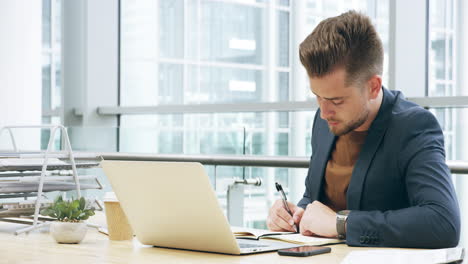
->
[278, 246, 331, 257]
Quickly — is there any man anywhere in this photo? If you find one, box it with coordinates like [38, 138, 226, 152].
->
[267, 10, 460, 248]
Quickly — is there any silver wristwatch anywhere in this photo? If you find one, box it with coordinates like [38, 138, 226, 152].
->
[336, 210, 350, 239]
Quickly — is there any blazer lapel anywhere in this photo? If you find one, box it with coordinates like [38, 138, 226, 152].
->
[310, 118, 336, 201]
[346, 88, 396, 210]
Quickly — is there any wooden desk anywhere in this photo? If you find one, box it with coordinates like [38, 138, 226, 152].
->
[2, 211, 437, 264]
[0, 221, 360, 264]
[0, 232, 353, 263]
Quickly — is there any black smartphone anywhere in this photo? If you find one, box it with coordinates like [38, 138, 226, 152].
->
[277, 246, 331, 257]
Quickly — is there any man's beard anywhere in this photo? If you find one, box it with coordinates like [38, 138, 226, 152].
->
[328, 108, 370, 136]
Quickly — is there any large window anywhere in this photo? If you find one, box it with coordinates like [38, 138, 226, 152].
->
[120, 0, 390, 228]
[427, 2, 468, 248]
[427, 0, 467, 162]
[120, 0, 389, 155]
[41, 0, 62, 125]
[41, 0, 63, 150]
[38, 0, 467, 243]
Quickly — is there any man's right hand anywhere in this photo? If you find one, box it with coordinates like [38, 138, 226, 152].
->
[266, 199, 304, 232]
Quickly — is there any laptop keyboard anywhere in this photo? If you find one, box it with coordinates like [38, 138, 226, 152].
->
[238, 243, 270, 249]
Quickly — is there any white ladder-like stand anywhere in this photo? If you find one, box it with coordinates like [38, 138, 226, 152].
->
[0, 125, 82, 234]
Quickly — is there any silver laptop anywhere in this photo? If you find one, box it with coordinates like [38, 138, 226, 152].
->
[101, 160, 296, 255]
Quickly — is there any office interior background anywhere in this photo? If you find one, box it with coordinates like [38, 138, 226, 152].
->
[1, 0, 468, 246]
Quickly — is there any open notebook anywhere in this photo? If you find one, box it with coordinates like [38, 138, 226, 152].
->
[232, 227, 344, 246]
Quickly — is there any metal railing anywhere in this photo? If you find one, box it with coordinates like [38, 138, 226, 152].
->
[93, 96, 468, 116]
[94, 152, 468, 226]
[97, 152, 468, 174]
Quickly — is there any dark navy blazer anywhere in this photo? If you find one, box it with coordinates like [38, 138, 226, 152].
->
[297, 88, 460, 248]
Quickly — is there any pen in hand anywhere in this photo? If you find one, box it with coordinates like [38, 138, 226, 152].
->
[275, 182, 298, 233]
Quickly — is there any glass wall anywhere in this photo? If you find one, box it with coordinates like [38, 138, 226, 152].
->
[427, 0, 468, 248]
[41, 0, 62, 150]
[120, 0, 390, 228]
[41, 0, 467, 231]
[428, 0, 468, 163]
[41, 0, 62, 126]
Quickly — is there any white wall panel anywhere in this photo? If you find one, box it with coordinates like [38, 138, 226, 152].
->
[0, 0, 41, 150]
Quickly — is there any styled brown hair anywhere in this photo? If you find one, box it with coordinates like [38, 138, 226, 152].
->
[299, 10, 383, 85]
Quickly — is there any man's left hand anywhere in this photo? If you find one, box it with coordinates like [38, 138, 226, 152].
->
[299, 200, 338, 237]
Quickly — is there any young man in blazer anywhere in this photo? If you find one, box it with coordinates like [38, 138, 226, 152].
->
[267, 10, 460, 248]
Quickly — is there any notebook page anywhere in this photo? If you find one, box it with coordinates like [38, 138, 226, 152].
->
[264, 233, 343, 245]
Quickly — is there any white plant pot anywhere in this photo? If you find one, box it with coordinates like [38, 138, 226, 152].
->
[50, 221, 87, 244]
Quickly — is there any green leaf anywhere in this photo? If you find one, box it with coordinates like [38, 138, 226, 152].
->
[44, 195, 95, 221]
[71, 210, 81, 219]
[56, 211, 63, 220]
[79, 197, 86, 210]
[85, 209, 95, 216]
[61, 207, 69, 218]
[55, 196, 63, 203]
[56, 202, 66, 210]
[42, 208, 55, 217]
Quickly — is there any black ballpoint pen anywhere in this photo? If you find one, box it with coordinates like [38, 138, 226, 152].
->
[275, 182, 298, 233]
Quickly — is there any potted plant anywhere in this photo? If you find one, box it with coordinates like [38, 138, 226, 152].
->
[40, 196, 95, 244]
